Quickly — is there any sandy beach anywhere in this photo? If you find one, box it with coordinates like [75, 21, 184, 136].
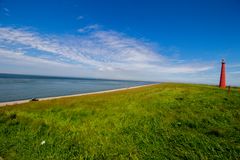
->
[0, 83, 157, 107]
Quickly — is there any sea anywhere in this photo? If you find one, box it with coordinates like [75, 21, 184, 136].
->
[0, 73, 155, 102]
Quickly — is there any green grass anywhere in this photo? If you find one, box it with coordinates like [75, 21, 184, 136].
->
[0, 83, 240, 159]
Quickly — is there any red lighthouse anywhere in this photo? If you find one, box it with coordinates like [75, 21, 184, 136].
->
[219, 59, 226, 88]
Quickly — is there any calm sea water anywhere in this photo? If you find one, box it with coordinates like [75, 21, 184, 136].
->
[0, 74, 155, 102]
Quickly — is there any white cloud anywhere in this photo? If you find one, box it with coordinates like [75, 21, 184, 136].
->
[3, 8, 9, 12]
[77, 16, 84, 20]
[0, 27, 101, 67]
[230, 71, 240, 74]
[228, 64, 240, 68]
[2, 7, 10, 16]
[0, 26, 215, 82]
[0, 48, 72, 67]
[77, 24, 100, 33]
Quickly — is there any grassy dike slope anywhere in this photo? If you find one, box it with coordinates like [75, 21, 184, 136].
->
[0, 83, 240, 159]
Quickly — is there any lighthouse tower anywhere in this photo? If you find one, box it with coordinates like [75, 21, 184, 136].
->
[219, 59, 226, 88]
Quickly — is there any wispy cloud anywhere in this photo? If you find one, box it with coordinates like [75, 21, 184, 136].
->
[0, 26, 214, 82]
[76, 16, 84, 20]
[3, 8, 9, 12]
[2, 7, 10, 16]
[77, 24, 100, 33]
[228, 64, 240, 68]
[230, 71, 240, 74]
[0, 48, 72, 67]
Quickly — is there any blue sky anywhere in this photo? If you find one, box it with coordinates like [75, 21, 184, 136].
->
[0, 0, 240, 85]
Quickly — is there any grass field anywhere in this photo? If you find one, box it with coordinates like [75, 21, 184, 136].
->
[0, 83, 240, 159]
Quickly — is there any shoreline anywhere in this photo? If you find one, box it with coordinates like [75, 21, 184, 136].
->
[0, 83, 158, 107]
